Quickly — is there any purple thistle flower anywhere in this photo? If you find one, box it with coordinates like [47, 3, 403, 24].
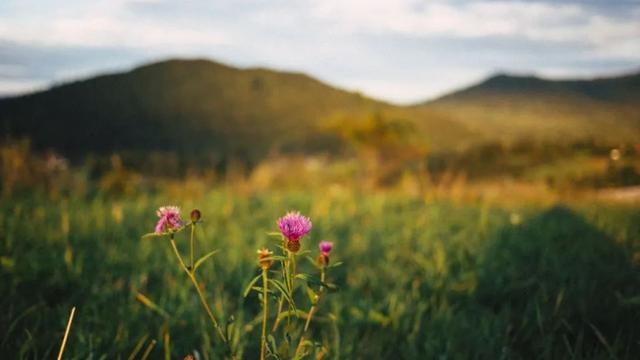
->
[155, 206, 183, 233]
[277, 211, 312, 242]
[319, 241, 333, 255]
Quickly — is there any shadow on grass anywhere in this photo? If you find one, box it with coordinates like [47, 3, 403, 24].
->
[476, 206, 640, 359]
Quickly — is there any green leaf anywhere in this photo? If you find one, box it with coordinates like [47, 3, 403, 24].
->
[302, 273, 322, 287]
[141, 225, 188, 239]
[269, 279, 297, 312]
[135, 292, 171, 319]
[267, 232, 283, 237]
[305, 256, 319, 268]
[267, 335, 280, 359]
[243, 274, 262, 298]
[141, 232, 162, 239]
[254, 286, 274, 294]
[323, 282, 339, 292]
[193, 249, 220, 272]
[275, 309, 308, 323]
[260, 256, 286, 262]
[225, 315, 235, 342]
[328, 261, 343, 268]
[305, 287, 318, 304]
[295, 273, 310, 281]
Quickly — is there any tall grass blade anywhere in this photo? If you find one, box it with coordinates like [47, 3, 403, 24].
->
[55, 306, 76, 360]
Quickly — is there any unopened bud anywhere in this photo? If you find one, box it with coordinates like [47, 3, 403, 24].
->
[257, 248, 273, 270]
[190, 209, 201, 222]
[317, 253, 329, 268]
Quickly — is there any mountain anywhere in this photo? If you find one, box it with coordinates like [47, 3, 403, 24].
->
[0, 59, 638, 168]
[422, 72, 640, 145]
[0, 59, 388, 165]
[434, 72, 640, 103]
[0, 59, 479, 165]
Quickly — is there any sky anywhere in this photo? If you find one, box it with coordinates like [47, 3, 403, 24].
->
[0, 0, 639, 104]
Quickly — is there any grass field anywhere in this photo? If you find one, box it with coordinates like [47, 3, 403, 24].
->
[1, 189, 639, 359]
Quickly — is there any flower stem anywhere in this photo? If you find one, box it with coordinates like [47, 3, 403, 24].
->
[290, 252, 297, 291]
[303, 269, 325, 332]
[170, 238, 227, 344]
[272, 297, 285, 332]
[295, 268, 326, 357]
[189, 223, 195, 270]
[272, 239, 288, 331]
[260, 268, 269, 360]
[285, 250, 295, 330]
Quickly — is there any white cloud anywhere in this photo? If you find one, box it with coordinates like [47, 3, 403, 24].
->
[0, 0, 638, 101]
[0, 78, 46, 95]
[0, 0, 229, 48]
[308, 0, 640, 52]
[338, 67, 488, 104]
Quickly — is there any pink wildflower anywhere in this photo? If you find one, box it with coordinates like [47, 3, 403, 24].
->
[319, 241, 333, 255]
[155, 206, 183, 233]
[277, 211, 312, 242]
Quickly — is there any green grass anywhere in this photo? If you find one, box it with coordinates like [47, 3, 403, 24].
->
[1, 190, 639, 359]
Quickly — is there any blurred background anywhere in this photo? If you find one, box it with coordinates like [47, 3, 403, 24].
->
[1, 1, 639, 359]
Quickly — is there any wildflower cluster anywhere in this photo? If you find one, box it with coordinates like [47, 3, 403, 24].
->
[143, 207, 339, 359]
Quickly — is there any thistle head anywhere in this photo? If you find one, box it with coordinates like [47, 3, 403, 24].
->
[319, 241, 333, 255]
[155, 206, 183, 233]
[257, 248, 274, 270]
[277, 211, 312, 242]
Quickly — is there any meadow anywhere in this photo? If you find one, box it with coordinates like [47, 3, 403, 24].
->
[2, 188, 639, 359]
[1, 8, 639, 360]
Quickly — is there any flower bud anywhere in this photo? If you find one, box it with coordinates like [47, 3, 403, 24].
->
[317, 253, 329, 268]
[257, 248, 273, 270]
[190, 209, 201, 222]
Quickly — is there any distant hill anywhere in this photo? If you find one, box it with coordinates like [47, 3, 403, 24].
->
[435, 72, 640, 103]
[422, 72, 640, 145]
[0, 59, 390, 165]
[1, 59, 638, 167]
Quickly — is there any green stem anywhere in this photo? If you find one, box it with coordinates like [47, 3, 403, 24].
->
[272, 297, 285, 332]
[190, 223, 195, 270]
[260, 269, 269, 360]
[170, 238, 227, 344]
[272, 238, 288, 331]
[303, 269, 325, 332]
[290, 252, 297, 291]
[285, 250, 295, 330]
[295, 268, 326, 358]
